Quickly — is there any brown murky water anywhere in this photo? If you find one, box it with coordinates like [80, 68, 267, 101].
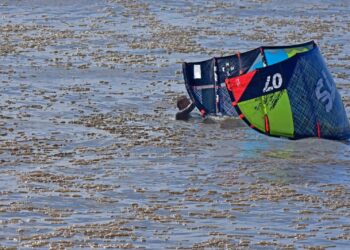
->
[1, 0, 350, 249]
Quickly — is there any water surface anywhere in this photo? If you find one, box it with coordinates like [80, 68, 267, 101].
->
[0, 0, 350, 248]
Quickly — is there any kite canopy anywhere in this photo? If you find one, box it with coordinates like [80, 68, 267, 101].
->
[182, 41, 315, 117]
[225, 45, 350, 140]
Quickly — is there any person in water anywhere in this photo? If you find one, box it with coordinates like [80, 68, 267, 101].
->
[175, 96, 194, 120]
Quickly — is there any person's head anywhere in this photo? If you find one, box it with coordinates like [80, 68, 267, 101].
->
[177, 96, 191, 110]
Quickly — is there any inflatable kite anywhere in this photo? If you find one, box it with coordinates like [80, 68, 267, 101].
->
[182, 41, 350, 140]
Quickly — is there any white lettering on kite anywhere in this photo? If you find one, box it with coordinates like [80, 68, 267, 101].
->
[263, 73, 283, 93]
[315, 71, 335, 112]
